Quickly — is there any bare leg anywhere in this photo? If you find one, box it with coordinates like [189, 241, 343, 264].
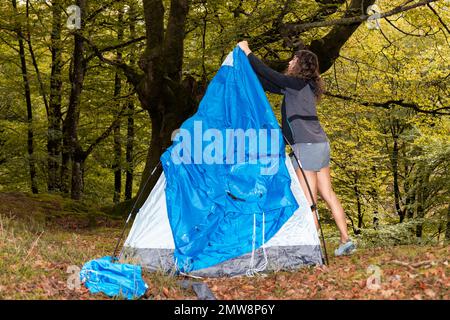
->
[317, 166, 349, 243]
[295, 168, 319, 230]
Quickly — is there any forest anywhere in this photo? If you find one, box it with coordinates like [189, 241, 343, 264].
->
[0, 0, 449, 300]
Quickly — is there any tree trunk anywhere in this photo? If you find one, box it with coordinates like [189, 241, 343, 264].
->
[347, 215, 360, 235]
[403, 145, 414, 221]
[71, 148, 85, 200]
[130, 0, 193, 211]
[354, 176, 363, 230]
[63, 0, 87, 200]
[116, 0, 380, 213]
[404, 178, 415, 220]
[48, 0, 63, 192]
[415, 165, 430, 239]
[415, 173, 425, 238]
[113, 8, 124, 204]
[62, 0, 119, 199]
[60, 142, 71, 194]
[113, 81, 122, 204]
[445, 204, 450, 244]
[406, 172, 419, 235]
[392, 135, 404, 222]
[62, 0, 124, 200]
[125, 98, 134, 200]
[25, 0, 53, 192]
[125, 1, 137, 201]
[370, 166, 379, 229]
[12, 0, 38, 194]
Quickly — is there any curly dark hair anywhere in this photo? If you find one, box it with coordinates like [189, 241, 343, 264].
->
[284, 50, 324, 102]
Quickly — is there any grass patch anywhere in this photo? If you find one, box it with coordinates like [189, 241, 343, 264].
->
[0, 192, 448, 300]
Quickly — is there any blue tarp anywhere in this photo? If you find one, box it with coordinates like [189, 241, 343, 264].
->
[80, 256, 148, 299]
[161, 46, 299, 272]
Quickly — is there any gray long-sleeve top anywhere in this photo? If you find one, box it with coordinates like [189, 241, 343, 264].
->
[247, 52, 328, 144]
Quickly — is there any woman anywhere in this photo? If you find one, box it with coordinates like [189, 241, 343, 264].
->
[238, 41, 355, 256]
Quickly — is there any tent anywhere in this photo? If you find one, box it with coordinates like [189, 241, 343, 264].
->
[122, 46, 323, 277]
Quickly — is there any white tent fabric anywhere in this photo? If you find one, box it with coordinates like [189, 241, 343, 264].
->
[122, 156, 322, 277]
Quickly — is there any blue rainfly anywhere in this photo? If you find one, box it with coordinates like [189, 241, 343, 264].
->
[161, 46, 299, 272]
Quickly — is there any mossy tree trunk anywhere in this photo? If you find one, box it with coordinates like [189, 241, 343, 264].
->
[48, 0, 63, 192]
[12, 0, 38, 194]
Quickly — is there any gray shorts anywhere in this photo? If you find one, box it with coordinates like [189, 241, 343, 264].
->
[290, 141, 330, 172]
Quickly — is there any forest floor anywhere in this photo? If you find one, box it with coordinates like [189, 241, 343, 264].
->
[0, 192, 448, 300]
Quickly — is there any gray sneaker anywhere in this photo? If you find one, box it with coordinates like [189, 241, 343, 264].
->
[334, 240, 356, 256]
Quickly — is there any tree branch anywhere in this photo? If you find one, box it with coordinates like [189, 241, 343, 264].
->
[84, 104, 127, 158]
[81, 34, 143, 88]
[85, 0, 122, 22]
[251, 0, 346, 51]
[309, 0, 375, 73]
[292, 0, 439, 32]
[85, 36, 146, 62]
[427, 3, 450, 34]
[325, 92, 450, 116]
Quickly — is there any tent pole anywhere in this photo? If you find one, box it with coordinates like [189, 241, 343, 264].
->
[282, 135, 330, 265]
[112, 161, 162, 260]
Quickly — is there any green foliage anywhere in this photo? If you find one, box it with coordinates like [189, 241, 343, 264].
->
[0, 0, 448, 245]
[314, 0, 450, 243]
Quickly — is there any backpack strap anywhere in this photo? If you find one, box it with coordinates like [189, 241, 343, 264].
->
[288, 115, 319, 121]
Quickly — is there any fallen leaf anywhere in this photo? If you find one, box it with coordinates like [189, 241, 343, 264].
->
[381, 289, 395, 298]
[286, 289, 296, 296]
[277, 275, 286, 282]
[390, 275, 401, 281]
[241, 284, 255, 291]
[424, 289, 436, 298]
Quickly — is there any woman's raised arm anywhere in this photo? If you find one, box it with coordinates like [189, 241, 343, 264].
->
[237, 41, 308, 94]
